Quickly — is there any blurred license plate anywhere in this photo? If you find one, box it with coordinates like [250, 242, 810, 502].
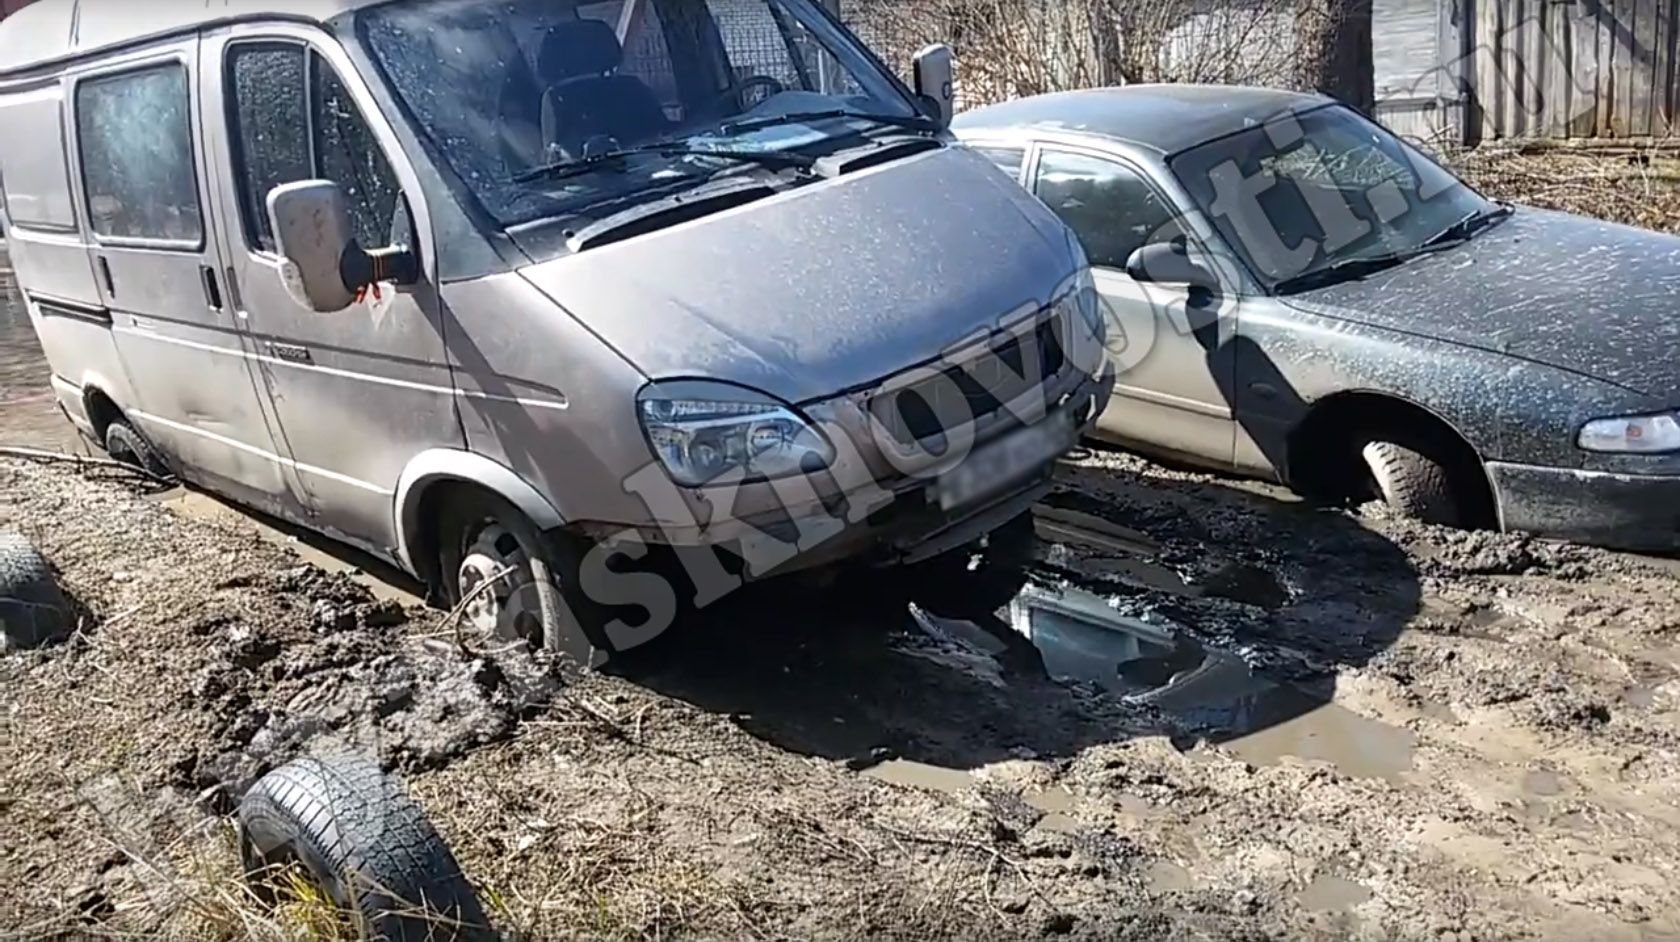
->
[937, 412, 1075, 511]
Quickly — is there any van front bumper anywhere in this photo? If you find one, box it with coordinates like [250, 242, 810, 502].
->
[611, 366, 1113, 578]
[1488, 459, 1680, 552]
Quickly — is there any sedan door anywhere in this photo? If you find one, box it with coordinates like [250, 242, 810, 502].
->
[1026, 144, 1237, 468]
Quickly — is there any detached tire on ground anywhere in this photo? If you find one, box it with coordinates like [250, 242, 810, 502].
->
[237, 754, 492, 942]
[1361, 439, 1461, 526]
[900, 509, 1038, 620]
[0, 530, 71, 650]
[104, 419, 169, 478]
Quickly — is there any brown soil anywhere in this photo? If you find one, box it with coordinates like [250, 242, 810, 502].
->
[3, 446, 1678, 941]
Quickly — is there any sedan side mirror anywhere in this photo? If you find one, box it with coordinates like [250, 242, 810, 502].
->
[267, 180, 417, 313]
[911, 43, 955, 129]
[1125, 240, 1220, 292]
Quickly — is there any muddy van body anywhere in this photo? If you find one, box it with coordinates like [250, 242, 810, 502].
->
[0, 0, 1111, 658]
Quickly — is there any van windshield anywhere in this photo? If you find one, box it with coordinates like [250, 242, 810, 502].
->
[353, 0, 923, 229]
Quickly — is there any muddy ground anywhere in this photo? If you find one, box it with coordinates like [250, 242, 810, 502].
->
[2, 441, 1679, 941]
[5, 159, 1680, 940]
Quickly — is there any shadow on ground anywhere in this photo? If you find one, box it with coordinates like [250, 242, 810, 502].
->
[614, 460, 1423, 774]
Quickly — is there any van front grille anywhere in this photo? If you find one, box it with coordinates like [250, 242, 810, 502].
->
[870, 317, 1066, 446]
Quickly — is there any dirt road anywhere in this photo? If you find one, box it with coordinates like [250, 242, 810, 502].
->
[3, 435, 1678, 940]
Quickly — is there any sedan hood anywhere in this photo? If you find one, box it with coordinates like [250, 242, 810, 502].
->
[1285, 207, 1680, 396]
[519, 145, 1075, 404]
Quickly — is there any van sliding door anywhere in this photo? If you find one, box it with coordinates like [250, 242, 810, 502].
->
[69, 37, 297, 515]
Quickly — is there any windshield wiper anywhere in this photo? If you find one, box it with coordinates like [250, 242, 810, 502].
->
[715, 108, 940, 137]
[1274, 204, 1514, 295]
[513, 141, 815, 184]
[1422, 201, 1514, 249]
[1273, 251, 1414, 294]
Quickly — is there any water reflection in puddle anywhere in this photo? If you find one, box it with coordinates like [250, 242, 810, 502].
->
[914, 580, 1416, 783]
[1299, 873, 1373, 912]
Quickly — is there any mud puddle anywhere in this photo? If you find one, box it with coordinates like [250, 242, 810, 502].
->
[1298, 873, 1373, 912]
[863, 758, 1084, 833]
[914, 577, 1417, 782]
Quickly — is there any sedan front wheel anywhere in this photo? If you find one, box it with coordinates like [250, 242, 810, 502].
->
[1361, 438, 1462, 527]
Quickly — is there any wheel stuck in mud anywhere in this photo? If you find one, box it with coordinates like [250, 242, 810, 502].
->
[103, 419, 170, 479]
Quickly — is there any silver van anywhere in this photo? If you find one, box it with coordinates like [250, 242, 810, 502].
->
[0, 0, 1112, 660]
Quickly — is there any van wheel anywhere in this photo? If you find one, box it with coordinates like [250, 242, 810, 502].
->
[237, 753, 493, 941]
[436, 489, 607, 670]
[104, 420, 168, 478]
[899, 510, 1037, 620]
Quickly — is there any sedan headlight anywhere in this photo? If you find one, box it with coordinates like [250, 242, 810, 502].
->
[1577, 412, 1680, 453]
[637, 381, 835, 486]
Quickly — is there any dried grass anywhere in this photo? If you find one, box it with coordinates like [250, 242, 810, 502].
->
[1448, 144, 1680, 234]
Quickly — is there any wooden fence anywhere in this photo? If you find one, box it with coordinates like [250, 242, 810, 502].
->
[840, 0, 1680, 147]
[1453, 0, 1679, 142]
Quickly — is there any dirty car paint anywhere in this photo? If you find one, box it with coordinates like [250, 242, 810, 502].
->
[518, 146, 1075, 405]
[1281, 207, 1680, 398]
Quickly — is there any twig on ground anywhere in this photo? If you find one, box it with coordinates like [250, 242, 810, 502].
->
[425, 562, 517, 655]
[0, 445, 174, 485]
[870, 820, 1050, 911]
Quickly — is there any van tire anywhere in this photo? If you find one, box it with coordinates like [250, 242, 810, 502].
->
[436, 488, 610, 671]
[0, 530, 72, 650]
[1361, 439, 1460, 526]
[237, 753, 492, 942]
[900, 510, 1037, 620]
[104, 420, 168, 478]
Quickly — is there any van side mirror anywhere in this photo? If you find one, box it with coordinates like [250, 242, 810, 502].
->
[911, 43, 955, 129]
[1125, 240, 1220, 292]
[267, 180, 417, 313]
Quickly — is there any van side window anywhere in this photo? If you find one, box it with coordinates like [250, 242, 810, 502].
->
[226, 43, 407, 254]
[75, 63, 203, 243]
[227, 44, 308, 253]
[310, 55, 406, 251]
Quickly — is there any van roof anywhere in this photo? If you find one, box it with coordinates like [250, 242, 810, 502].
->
[0, 0, 382, 78]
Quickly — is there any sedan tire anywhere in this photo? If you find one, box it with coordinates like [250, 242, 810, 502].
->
[1361, 439, 1460, 526]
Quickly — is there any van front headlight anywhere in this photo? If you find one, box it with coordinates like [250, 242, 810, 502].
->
[1577, 412, 1680, 454]
[637, 381, 835, 487]
[1047, 264, 1106, 373]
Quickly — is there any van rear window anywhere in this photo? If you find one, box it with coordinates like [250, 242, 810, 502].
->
[0, 87, 79, 231]
[74, 62, 203, 244]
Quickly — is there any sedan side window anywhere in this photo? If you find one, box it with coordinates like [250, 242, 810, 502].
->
[1032, 149, 1180, 271]
[972, 145, 1026, 183]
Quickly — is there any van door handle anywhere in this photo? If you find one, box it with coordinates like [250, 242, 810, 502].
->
[96, 256, 115, 297]
[223, 266, 245, 317]
[200, 265, 223, 311]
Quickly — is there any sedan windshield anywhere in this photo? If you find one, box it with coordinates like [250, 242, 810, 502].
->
[353, 0, 922, 229]
[1167, 104, 1497, 290]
